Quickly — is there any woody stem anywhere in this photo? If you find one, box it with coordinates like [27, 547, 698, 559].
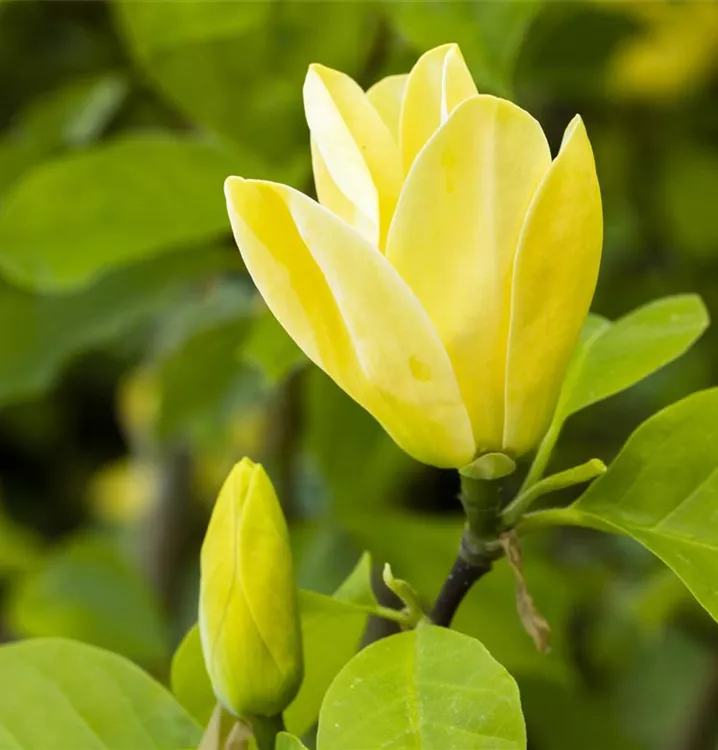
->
[430, 474, 507, 627]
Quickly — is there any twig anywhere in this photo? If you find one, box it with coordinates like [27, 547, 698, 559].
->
[430, 475, 509, 627]
[429, 551, 492, 627]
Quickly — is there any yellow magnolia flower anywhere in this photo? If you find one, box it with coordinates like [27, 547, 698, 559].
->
[225, 43, 602, 469]
[199, 458, 303, 718]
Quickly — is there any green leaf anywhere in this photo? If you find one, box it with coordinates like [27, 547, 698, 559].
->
[332, 550, 376, 608]
[516, 4, 638, 97]
[285, 590, 369, 737]
[0, 136, 246, 290]
[558, 295, 708, 420]
[276, 733, 309, 750]
[240, 307, 306, 385]
[0, 74, 127, 194]
[6, 534, 169, 664]
[0, 246, 233, 407]
[502, 458, 606, 526]
[155, 304, 258, 442]
[305, 369, 417, 514]
[171, 625, 216, 727]
[347, 513, 574, 683]
[549, 388, 718, 623]
[286, 551, 376, 735]
[317, 626, 526, 749]
[115, 1, 374, 165]
[292, 525, 364, 595]
[0, 638, 201, 749]
[388, 1, 542, 95]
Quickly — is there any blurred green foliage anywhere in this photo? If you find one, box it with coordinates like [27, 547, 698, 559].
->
[1, 1, 718, 748]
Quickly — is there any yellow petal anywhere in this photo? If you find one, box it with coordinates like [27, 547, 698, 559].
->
[304, 64, 402, 248]
[366, 74, 408, 141]
[309, 137, 375, 244]
[504, 117, 603, 455]
[199, 459, 302, 717]
[399, 43, 478, 172]
[387, 95, 551, 451]
[225, 177, 475, 468]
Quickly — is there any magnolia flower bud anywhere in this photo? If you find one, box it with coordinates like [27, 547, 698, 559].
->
[199, 458, 303, 718]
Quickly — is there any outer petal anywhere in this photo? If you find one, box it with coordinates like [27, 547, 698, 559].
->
[503, 117, 603, 455]
[399, 43, 478, 172]
[387, 95, 551, 451]
[310, 138, 376, 244]
[367, 74, 408, 142]
[225, 177, 475, 468]
[304, 64, 402, 248]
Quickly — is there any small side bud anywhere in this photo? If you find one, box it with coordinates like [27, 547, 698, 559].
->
[199, 458, 303, 718]
[383, 563, 424, 627]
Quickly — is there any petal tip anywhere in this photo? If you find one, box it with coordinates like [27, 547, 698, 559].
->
[431, 41, 460, 57]
[306, 62, 334, 83]
[224, 175, 245, 198]
[562, 114, 587, 145]
[235, 456, 257, 473]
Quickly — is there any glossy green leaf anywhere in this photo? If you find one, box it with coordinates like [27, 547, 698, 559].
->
[240, 307, 306, 385]
[317, 626, 526, 749]
[286, 550, 375, 735]
[285, 590, 369, 736]
[551, 388, 718, 623]
[152, 280, 258, 441]
[388, 1, 542, 95]
[292, 525, 364, 595]
[115, 1, 373, 165]
[557, 295, 708, 420]
[155, 316, 257, 442]
[0, 74, 127, 194]
[516, 4, 637, 97]
[332, 551, 376, 608]
[6, 534, 169, 664]
[305, 369, 417, 514]
[171, 625, 215, 728]
[0, 638, 201, 749]
[0, 246, 233, 408]
[276, 733, 309, 750]
[0, 136, 246, 290]
[347, 513, 574, 683]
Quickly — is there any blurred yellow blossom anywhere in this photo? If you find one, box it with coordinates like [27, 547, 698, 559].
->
[88, 459, 159, 524]
[606, 1, 718, 100]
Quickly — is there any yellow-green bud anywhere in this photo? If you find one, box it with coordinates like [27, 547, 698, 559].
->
[199, 458, 303, 718]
